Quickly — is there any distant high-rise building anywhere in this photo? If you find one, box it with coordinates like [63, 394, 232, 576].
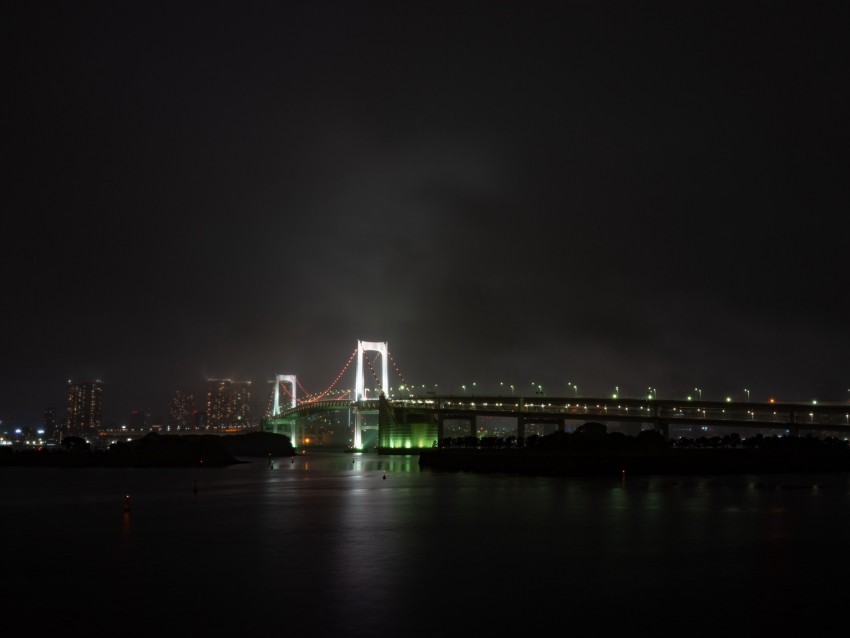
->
[168, 390, 197, 431]
[64, 380, 104, 437]
[231, 381, 253, 429]
[206, 379, 231, 430]
[205, 379, 253, 430]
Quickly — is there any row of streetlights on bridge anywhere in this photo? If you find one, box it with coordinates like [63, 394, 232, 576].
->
[377, 384, 840, 404]
[292, 379, 846, 406]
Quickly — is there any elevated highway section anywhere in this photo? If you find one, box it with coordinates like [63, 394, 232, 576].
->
[262, 394, 850, 450]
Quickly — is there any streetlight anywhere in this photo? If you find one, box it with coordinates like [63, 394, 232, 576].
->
[510, 384, 515, 396]
[744, 388, 750, 403]
[472, 382, 477, 397]
[694, 387, 702, 401]
[613, 386, 619, 399]
[462, 384, 467, 395]
[572, 384, 578, 397]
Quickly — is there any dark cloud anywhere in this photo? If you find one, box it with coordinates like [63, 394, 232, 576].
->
[4, 1, 849, 427]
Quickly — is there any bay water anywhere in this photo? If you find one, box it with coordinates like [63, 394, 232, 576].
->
[3, 451, 849, 637]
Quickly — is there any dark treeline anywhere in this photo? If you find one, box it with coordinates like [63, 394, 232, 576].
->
[424, 423, 850, 475]
[0, 431, 296, 467]
[439, 422, 850, 452]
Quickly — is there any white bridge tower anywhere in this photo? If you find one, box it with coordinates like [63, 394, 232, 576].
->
[271, 374, 300, 446]
[355, 340, 388, 400]
[353, 340, 388, 449]
[272, 374, 297, 415]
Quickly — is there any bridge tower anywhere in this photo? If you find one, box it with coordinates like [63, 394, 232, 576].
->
[272, 374, 300, 445]
[272, 374, 297, 415]
[355, 340, 389, 400]
[353, 340, 388, 449]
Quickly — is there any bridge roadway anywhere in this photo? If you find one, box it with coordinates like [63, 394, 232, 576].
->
[265, 395, 850, 448]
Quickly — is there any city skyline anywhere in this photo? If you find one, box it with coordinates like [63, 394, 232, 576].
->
[7, 360, 848, 435]
[5, 2, 848, 429]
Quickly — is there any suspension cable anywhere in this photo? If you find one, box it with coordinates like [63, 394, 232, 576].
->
[387, 349, 407, 387]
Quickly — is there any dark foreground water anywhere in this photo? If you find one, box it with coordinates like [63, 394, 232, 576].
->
[3, 451, 850, 637]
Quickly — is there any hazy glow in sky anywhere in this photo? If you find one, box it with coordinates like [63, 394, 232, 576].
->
[4, 1, 848, 426]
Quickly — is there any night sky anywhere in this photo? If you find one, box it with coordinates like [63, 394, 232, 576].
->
[5, 1, 849, 428]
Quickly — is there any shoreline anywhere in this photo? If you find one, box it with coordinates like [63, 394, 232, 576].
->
[0, 431, 296, 468]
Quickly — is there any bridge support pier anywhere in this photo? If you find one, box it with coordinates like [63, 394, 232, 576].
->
[353, 409, 363, 449]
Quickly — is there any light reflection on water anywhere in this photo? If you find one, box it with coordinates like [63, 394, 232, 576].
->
[2, 452, 849, 637]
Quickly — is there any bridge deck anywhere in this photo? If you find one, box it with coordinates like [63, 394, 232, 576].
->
[267, 395, 849, 432]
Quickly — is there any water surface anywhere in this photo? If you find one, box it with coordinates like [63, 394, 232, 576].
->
[3, 451, 849, 637]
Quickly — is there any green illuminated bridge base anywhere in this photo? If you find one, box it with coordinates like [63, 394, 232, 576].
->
[261, 394, 850, 452]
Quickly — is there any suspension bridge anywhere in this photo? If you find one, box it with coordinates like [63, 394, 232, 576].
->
[261, 340, 850, 450]
[264, 340, 404, 449]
